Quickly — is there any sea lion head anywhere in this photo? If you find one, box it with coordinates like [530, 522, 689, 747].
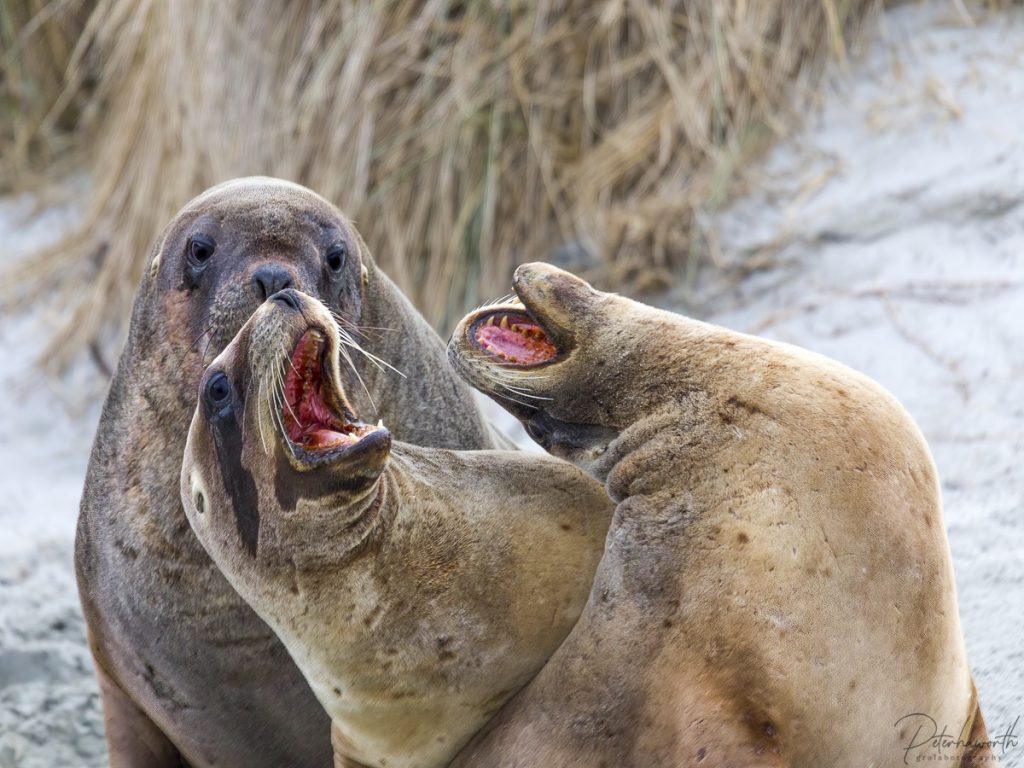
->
[138, 177, 373, 410]
[449, 262, 684, 476]
[181, 288, 390, 577]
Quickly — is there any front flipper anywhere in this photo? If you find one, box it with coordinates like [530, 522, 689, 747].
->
[95, 660, 183, 767]
[332, 721, 374, 768]
[960, 683, 999, 768]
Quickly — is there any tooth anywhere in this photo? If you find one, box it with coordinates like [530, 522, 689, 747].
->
[377, 419, 383, 427]
[500, 315, 509, 329]
[485, 316, 495, 327]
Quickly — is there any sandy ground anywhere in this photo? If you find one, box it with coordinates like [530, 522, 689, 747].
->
[1, 2, 1022, 766]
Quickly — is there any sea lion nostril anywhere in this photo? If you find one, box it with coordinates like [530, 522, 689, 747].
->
[253, 264, 294, 302]
[271, 289, 300, 310]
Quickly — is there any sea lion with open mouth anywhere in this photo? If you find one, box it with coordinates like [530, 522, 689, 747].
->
[75, 177, 514, 768]
[446, 263, 994, 767]
[180, 289, 612, 768]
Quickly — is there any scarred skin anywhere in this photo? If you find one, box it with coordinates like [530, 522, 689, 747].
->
[446, 263, 995, 768]
[178, 290, 612, 768]
[75, 178, 510, 768]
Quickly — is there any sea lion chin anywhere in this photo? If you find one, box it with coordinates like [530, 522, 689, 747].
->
[182, 289, 613, 768]
[447, 263, 993, 768]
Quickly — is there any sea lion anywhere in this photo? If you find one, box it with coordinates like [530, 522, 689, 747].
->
[178, 288, 612, 768]
[75, 177, 511, 768]
[446, 263, 994, 767]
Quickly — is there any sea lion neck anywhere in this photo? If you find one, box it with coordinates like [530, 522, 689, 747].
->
[270, 474, 394, 580]
[354, 267, 495, 450]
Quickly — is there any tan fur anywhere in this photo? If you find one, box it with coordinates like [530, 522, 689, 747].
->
[180, 292, 613, 768]
[75, 178, 509, 767]
[446, 263, 991, 768]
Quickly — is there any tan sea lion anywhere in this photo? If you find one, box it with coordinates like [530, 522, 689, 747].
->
[75, 177, 512, 768]
[178, 288, 612, 768]
[446, 263, 994, 768]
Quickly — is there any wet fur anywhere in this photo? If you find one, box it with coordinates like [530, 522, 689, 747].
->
[75, 178, 508, 768]
[447, 263, 992, 768]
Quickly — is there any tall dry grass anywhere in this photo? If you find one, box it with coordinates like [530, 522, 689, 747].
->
[2, 0, 878, 369]
[0, 0, 87, 182]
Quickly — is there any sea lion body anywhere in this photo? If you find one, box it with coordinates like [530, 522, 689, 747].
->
[179, 290, 612, 768]
[447, 263, 992, 767]
[75, 177, 506, 767]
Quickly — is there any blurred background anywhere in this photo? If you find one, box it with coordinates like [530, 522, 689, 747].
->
[1, 1, 1022, 766]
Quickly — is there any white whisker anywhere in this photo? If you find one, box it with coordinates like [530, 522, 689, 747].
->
[333, 330, 376, 412]
[498, 383, 552, 401]
[255, 372, 270, 455]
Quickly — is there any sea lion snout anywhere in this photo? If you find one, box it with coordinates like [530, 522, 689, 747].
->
[251, 263, 295, 302]
[448, 263, 625, 466]
[270, 287, 301, 310]
[512, 261, 603, 323]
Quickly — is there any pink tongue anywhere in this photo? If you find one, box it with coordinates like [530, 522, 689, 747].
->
[305, 428, 352, 450]
[476, 323, 557, 365]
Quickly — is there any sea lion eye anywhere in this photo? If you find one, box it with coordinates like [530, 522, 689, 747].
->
[325, 243, 347, 273]
[188, 235, 216, 267]
[205, 372, 232, 407]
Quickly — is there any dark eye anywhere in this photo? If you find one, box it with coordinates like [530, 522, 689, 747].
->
[188, 235, 216, 267]
[325, 243, 348, 273]
[205, 372, 231, 407]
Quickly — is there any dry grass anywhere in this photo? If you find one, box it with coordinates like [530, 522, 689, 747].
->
[2, 0, 879, 369]
[0, 0, 87, 182]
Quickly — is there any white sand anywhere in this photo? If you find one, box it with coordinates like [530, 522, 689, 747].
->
[1, 2, 1021, 765]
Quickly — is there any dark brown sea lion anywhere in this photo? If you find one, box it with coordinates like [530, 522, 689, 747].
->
[446, 263, 994, 768]
[75, 177, 510, 767]
[179, 289, 612, 768]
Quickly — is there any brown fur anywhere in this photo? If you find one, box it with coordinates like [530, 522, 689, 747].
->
[179, 292, 612, 768]
[447, 263, 990, 768]
[75, 178, 508, 767]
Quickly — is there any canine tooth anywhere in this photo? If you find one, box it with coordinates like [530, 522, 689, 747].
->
[377, 419, 383, 427]
[500, 315, 509, 329]
[484, 316, 495, 327]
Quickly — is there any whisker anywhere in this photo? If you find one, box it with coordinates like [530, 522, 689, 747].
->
[485, 367, 551, 382]
[339, 336, 406, 379]
[186, 325, 213, 353]
[272, 345, 296, 459]
[497, 383, 552, 401]
[180, 325, 214, 366]
[328, 313, 406, 377]
[199, 332, 216, 367]
[278, 346, 300, 427]
[334, 328, 377, 413]
[492, 391, 540, 410]
[255, 372, 270, 455]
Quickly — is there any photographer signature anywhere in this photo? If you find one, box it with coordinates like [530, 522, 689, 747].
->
[894, 713, 1019, 764]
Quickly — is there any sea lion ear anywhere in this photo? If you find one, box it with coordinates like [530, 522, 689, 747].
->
[348, 226, 372, 287]
[148, 234, 168, 280]
[149, 251, 162, 279]
[146, 216, 184, 283]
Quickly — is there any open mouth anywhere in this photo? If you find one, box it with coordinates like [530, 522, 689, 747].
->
[282, 328, 381, 454]
[469, 309, 559, 367]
